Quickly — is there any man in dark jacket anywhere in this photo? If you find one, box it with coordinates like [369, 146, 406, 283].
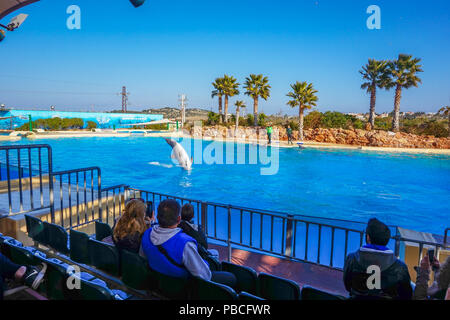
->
[343, 218, 413, 300]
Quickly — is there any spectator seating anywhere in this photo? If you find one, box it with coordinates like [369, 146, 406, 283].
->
[24, 214, 48, 246]
[221, 261, 258, 294]
[95, 221, 113, 241]
[120, 249, 155, 291]
[43, 221, 70, 254]
[194, 277, 238, 300]
[87, 238, 120, 277]
[151, 267, 192, 299]
[257, 272, 301, 300]
[69, 229, 90, 265]
[16, 215, 349, 301]
[238, 291, 265, 300]
[0, 234, 130, 300]
[301, 285, 346, 300]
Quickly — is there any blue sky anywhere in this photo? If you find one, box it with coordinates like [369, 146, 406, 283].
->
[0, 0, 449, 115]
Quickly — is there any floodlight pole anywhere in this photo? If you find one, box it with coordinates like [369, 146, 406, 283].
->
[179, 94, 187, 128]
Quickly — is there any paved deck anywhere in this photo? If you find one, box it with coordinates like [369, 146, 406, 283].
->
[210, 244, 348, 296]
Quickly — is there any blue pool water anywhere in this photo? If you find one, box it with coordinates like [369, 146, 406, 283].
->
[1, 137, 449, 235]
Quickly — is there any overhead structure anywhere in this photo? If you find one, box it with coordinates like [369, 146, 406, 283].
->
[1, 1, 146, 42]
[0, 0, 39, 20]
[129, 0, 146, 8]
[1, 0, 146, 20]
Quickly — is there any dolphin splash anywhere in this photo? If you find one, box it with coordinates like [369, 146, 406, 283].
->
[164, 138, 193, 171]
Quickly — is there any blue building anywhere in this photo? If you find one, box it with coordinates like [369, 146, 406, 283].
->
[0, 109, 164, 129]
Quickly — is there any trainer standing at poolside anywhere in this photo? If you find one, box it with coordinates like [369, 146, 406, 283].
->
[286, 125, 293, 145]
[266, 125, 273, 144]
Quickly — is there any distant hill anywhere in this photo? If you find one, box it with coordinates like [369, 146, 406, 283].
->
[143, 107, 210, 120]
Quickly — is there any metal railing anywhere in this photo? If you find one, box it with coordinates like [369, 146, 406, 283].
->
[127, 188, 449, 271]
[1, 144, 448, 272]
[100, 184, 129, 225]
[50, 167, 102, 229]
[445, 228, 450, 246]
[0, 144, 53, 217]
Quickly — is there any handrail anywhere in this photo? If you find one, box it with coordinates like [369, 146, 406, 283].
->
[127, 188, 373, 228]
[101, 184, 129, 192]
[51, 166, 102, 229]
[0, 144, 53, 218]
[51, 166, 101, 176]
[129, 187, 447, 270]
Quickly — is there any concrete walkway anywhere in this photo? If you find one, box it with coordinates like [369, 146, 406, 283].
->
[210, 244, 348, 297]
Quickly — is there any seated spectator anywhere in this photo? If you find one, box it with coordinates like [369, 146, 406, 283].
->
[1, 253, 45, 300]
[414, 255, 450, 300]
[140, 199, 236, 288]
[178, 203, 219, 260]
[110, 199, 151, 253]
[343, 218, 412, 300]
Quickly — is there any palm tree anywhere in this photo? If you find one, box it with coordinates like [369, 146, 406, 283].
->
[211, 77, 225, 123]
[244, 74, 271, 127]
[438, 106, 450, 137]
[286, 81, 318, 141]
[386, 54, 423, 132]
[234, 100, 246, 132]
[222, 75, 240, 123]
[360, 59, 390, 129]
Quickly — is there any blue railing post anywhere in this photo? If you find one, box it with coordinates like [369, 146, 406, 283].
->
[394, 227, 401, 258]
[201, 202, 207, 235]
[284, 214, 294, 257]
[48, 146, 55, 224]
[227, 205, 232, 262]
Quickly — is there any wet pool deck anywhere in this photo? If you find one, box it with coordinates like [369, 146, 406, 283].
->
[210, 244, 348, 296]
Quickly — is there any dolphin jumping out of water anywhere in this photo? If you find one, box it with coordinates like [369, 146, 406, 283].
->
[164, 138, 193, 171]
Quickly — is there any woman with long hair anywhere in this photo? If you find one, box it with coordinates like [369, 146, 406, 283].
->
[112, 199, 150, 253]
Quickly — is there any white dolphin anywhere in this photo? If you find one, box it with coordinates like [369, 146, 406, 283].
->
[164, 138, 193, 171]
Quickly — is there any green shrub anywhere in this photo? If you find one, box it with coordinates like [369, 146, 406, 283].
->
[206, 112, 221, 125]
[352, 119, 364, 130]
[246, 114, 254, 126]
[320, 111, 352, 129]
[421, 121, 448, 137]
[15, 117, 85, 131]
[258, 113, 267, 127]
[304, 110, 322, 129]
[374, 117, 392, 131]
[86, 121, 97, 130]
[402, 118, 448, 137]
[288, 120, 299, 131]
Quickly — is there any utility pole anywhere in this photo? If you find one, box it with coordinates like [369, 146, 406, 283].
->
[120, 86, 130, 113]
[179, 94, 187, 128]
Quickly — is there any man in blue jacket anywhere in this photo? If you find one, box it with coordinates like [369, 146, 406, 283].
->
[141, 199, 236, 287]
[343, 218, 413, 300]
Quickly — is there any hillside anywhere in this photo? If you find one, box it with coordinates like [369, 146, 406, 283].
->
[143, 107, 210, 120]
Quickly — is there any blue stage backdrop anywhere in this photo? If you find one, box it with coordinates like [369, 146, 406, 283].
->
[0, 109, 164, 129]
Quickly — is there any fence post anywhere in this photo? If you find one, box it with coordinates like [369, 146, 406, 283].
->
[284, 214, 294, 256]
[97, 168, 102, 222]
[200, 202, 207, 234]
[227, 205, 232, 262]
[394, 227, 401, 258]
[48, 146, 55, 224]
